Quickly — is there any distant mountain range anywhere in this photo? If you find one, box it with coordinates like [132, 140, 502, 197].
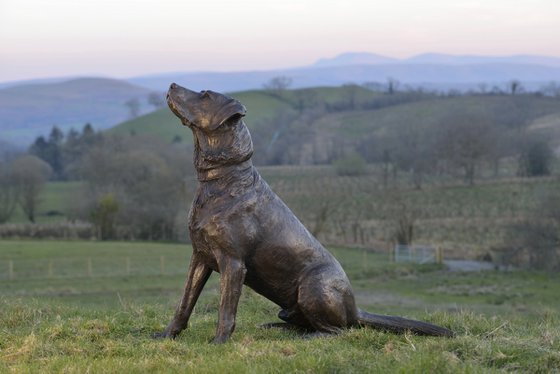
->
[2, 52, 560, 146]
[128, 52, 560, 92]
[315, 52, 560, 67]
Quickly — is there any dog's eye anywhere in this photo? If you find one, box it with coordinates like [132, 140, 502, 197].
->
[200, 91, 210, 99]
[217, 114, 242, 130]
[225, 114, 242, 125]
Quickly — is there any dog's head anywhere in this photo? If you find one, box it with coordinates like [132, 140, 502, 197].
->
[167, 83, 253, 171]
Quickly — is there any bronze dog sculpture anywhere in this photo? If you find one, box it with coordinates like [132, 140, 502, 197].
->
[157, 83, 453, 343]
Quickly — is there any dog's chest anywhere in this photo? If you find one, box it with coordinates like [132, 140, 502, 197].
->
[188, 188, 259, 259]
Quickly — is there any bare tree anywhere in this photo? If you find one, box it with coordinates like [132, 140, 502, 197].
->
[390, 122, 437, 189]
[125, 98, 141, 119]
[0, 161, 19, 223]
[12, 155, 52, 223]
[147, 92, 165, 109]
[384, 190, 418, 245]
[263, 76, 292, 95]
[437, 114, 493, 186]
[508, 80, 523, 95]
[386, 77, 400, 95]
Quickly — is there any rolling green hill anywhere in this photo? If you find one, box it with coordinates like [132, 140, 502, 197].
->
[109, 90, 296, 143]
[109, 86, 380, 143]
[313, 95, 560, 140]
[110, 87, 560, 157]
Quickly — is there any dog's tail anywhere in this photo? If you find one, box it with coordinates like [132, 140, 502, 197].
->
[357, 309, 454, 337]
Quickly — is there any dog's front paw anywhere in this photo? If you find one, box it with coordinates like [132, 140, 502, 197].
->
[211, 335, 229, 344]
[152, 331, 173, 339]
[151, 331, 169, 339]
[151, 327, 178, 340]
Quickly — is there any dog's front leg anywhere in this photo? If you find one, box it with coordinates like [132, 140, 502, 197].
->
[157, 252, 212, 339]
[213, 257, 246, 344]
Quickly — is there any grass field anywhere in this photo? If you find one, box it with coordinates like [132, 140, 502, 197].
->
[1, 240, 559, 372]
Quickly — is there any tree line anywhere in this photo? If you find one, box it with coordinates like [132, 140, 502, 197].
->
[256, 78, 557, 188]
[0, 124, 194, 241]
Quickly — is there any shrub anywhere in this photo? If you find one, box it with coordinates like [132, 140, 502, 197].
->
[517, 138, 554, 177]
[0, 221, 94, 239]
[333, 153, 367, 176]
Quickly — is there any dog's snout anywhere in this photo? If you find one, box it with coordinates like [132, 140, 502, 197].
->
[170, 82, 178, 90]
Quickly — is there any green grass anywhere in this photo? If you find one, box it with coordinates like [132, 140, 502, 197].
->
[1, 240, 560, 372]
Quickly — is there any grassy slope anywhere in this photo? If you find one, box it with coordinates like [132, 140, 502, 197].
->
[109, 90, 296, 143]
[110, 88, 560, 147]
[1, 240, 559, 372]
[108, 86, 380, 142]
[312, 95, 560, 139]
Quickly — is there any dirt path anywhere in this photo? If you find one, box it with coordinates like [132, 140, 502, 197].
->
[444, 260, 497, 272]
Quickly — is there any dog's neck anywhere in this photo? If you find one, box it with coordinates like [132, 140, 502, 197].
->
[191, 118, 255, 183]
[196, 159, 253, 182]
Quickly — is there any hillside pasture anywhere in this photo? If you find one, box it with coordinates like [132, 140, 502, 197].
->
[108, 86, 383, 144]
[1, 240, 559, 372]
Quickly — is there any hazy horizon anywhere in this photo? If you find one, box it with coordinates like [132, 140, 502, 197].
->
[1, 0, 559, 82]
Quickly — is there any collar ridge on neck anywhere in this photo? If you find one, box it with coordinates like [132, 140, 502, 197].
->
[197, 160, 253, 182]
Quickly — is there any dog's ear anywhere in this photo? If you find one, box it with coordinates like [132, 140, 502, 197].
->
[212, 100, 246, 130]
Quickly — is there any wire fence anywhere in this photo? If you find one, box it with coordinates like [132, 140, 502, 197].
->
[393, 244, 443, 264]
[0, 256, 188, 281]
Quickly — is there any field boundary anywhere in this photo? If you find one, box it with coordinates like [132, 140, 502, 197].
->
[1, 255, 186, 281]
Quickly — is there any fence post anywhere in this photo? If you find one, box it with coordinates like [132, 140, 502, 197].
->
[160, 256, 165, 275]
[436, 246, 443, 264]
[87, 258, 93, 277]
[126, 257, 131, 276]
[8, 260, 14, 280]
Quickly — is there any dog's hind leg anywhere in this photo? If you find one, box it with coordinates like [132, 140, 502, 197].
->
[155, 252, 212, 339]
[297, 273, 359, 334]
[212, 257, 247, 344]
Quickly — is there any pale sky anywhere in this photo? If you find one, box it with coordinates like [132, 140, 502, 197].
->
[1, 0, 559, 82]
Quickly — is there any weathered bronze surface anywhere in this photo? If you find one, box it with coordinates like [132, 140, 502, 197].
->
[156, 83, 454, 343]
